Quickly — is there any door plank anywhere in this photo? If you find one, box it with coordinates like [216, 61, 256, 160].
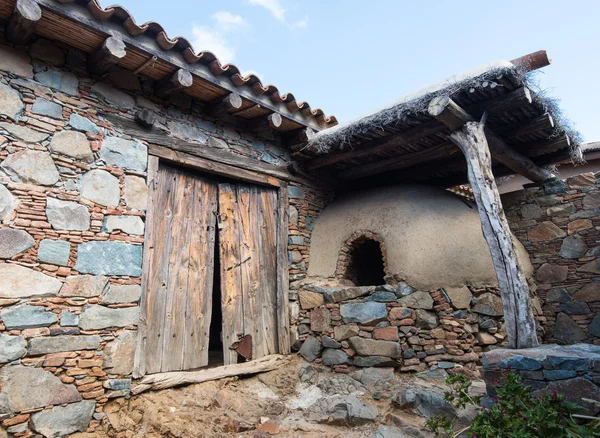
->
[218, 183, 244, 365]
[183, 177, 218, 369]
[276, 183, 291, 354]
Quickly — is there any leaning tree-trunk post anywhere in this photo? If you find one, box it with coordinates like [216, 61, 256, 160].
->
[450, 120, 539, 349]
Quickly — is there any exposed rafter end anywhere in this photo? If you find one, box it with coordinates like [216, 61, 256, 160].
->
[206, 93, 243, 118]
[155, 68, 193, 99]
[248, 113, 283, 137]
[282, 127, 316, 152]
[6, 0, 41, 45]
[511, 50, 552, 72]
[87, 36, 127, 75]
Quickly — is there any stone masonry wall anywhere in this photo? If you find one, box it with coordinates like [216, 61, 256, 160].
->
[292, 278, 509, 376]
[0, 36, 329, 437]
[503, 172, 600, 345]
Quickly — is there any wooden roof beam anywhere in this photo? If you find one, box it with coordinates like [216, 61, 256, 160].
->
[248, 113, 283, 137]
[205, 93, 243, 118]
[87, 36, 127, 75]
[465, 86, 533, 117]
[496, 113, 555, 140]
[6, 0, 41, 45]
[283, 127, 316, 152]
[525, 135, 571, 157]
[511, 50, 552, 72]
[155, 69, 193, 99]
[428, 96, 555, 182]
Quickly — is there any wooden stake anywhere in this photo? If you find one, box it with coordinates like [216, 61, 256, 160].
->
[87, 36, 127, 75]
[6, 0, 41, 45]
[450, 121, 539, 349]
[155, 69, 193, 98]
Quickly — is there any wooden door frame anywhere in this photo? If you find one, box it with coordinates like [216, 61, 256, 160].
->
[134, 148, 290, 378]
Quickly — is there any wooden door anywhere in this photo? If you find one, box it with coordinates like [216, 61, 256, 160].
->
[139, 162, 218, 374]
[218, 183, 279, 364]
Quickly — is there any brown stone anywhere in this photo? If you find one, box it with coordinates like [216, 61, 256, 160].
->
[572, 282, 600, 302]
[310, 307, 331, 332]
[528, 221, 566, 242]
[536, 263, 568, 283]
[476, 332, 497, 345]
[577, 259, 600, 275]
[431, 328, 446, 339]
[373, 326, 399, 341]
[566, 173, 596, 189]
[535, 378, 600, 415]
[583, 192, 600, 209]
[298, 290, 324, 310]
[2, 414, 29, 427]
[568, 219, 592, 235]
[333, 325, 359, 341]
[445, 286, 473, 309]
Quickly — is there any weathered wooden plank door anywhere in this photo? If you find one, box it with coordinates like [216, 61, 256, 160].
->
[218, 182, 279, 364]
[141, 163, 217, 374]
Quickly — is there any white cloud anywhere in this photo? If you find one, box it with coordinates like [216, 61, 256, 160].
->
[191, 11, 249, 64]
[248, 0, 286, 22]
[288, 16, 308, 30]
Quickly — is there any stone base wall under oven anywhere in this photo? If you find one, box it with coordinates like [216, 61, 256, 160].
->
[0, 36, 330, 437]
[292, 278, 508, 375]
[503, 173, 600, 345]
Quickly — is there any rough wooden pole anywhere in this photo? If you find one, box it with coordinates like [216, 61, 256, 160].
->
[87, 36, 127, 75]
[449, 121, 539, 349]
[6, 0, 41, 45]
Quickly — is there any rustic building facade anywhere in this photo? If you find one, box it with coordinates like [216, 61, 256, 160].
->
[0, 0, 598, 436]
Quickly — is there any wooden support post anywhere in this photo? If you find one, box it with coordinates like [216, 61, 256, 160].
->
[6, 0, 41, 45]
[155, 69, 193, 98]
[428, 96, 555, 182]
[87, 36, 127, 75]
[448, 121, 539, 349]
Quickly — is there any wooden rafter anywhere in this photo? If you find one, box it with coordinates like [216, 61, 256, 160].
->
[6, 0, 41, 45]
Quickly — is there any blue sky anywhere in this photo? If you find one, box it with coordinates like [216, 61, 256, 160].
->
[114, 0, 599, 142]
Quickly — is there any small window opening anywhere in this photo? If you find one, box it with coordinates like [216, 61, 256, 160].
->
[345, 238, 385, 286]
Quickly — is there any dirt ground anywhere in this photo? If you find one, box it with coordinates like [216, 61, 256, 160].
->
[74, 357, 474, 438]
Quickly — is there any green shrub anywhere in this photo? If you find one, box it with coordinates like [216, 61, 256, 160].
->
[425, 372, 600, 438]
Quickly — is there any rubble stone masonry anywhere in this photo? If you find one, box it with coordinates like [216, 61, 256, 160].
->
[0, 36, 329, 437]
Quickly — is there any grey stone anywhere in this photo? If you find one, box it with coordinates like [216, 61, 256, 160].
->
[289, 206, 298, 225]
[521, 204, 543, 220]
[123, 175, 148, 211]
[322, 336, 341, 349]
[31, 98, 63, 119]
[68, 113, 100, 134]
[79, 304, 139, 330]
[75, 241, 142, 276]
[0, 122, 49, 142]
[59, 275, 108, 298]
[577, 259, 600, 274]
[334, 325, 360, 341]
[415, 309, 438, 329]
[103, 379, 131, 390]
[349, 337, 401, 358]
[554, 313, 587, 342]
[542, 369, 576, 380]
[438, 361, 455, 369]
[589, 314, 600, 337]
[36, 70, 79, 95]
[91, 82, 134, 108]
[398, 291, 433, 309]
[559, 234, 588, 259]
[30, 39, 65, 66]
[0, 264, 62, 298]
[0, 365, 82, 411]
[0, 185, 16, 221]
[0, 83, 24, 120]
[1, 150, 59, 185]
[299, 335, 322, 362]
[321, 286, 375, 303]
[50, 130, 93, 162]
[79, 169, 120, 207]
[0, 227, 34, 258]
[0, 45, 33, 78]
[103, 330, 136, 375]
[547, 356, 587, 370]
[168, 121, 208, 143]
[28, 334, 101, 355]
[208, 136, 228, 149]
[322, 348, 350, 366]
[445, 286, 473, 309]
[546, 287, 571, 303]
[46, 197, 90, 231]
[1, 304, 58, 330]
[102, 215, 145, 235]
[353, 356, 399, 367]
[100, 137, 148, 171]
[102, 284, 141, 304]
[109, 69, 141, 91]
[583, 192, 600, 209]
[536, 378, 600, 415]
[547, 203, 576, 216]
[38, 239, 70, 266]
[538, 263, 569, 283]
[309, 395, 377, 426]
[572, 282, 600, 302]
[288, 186, 305, 199]
[136, 96, 160, 111]
[0, 333, 26, 363]
[472, 293, 503, 316]
[365, 291, 397, 302]
[288, 235, 304, 245]
[196, 120, 217, 133]
[340, 302, 387, 324]
[560, 301, 590, 315]
[497, 355, 542, 370]
[31, 400, 95, 438]
[60, 310, 79, 327]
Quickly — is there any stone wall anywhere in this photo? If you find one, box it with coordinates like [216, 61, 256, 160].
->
[503, 173, 600, 345]
[482, 344, 600, 416]
[292, 279, 508, 375]
[0, 36, 328, 437]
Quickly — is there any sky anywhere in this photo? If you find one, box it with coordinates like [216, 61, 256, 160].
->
[111, 0, 599, 142]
